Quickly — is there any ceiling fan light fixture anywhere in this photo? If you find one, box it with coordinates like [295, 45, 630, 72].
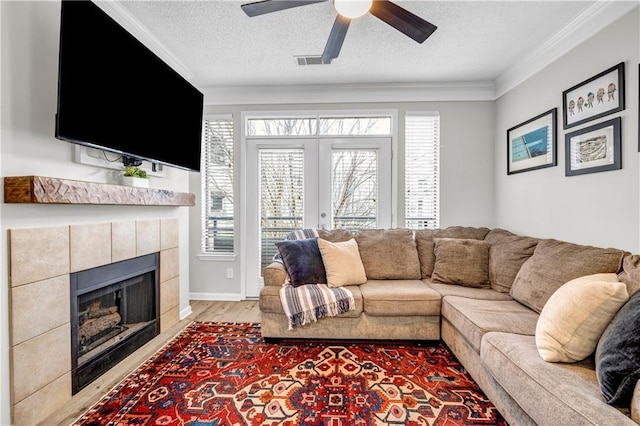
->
[333, 0, 372, 19]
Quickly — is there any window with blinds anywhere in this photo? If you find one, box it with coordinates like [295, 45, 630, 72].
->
[201, 117, 234, 253]
[405, 112, 440, 229]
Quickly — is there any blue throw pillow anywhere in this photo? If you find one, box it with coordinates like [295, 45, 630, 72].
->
[275, 238, 327, 287]
[595, 289, 640, 406]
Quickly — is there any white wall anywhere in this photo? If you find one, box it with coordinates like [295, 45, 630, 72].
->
[188, 101, 495, 299]
[0, 2, 195, 422]
[494, 9, 640, 252]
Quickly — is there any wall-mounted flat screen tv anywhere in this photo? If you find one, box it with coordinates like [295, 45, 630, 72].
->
[55, 0, 204, 172]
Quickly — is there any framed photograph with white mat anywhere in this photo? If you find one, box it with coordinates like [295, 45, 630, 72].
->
[562, 62, 625, 129]
[565, 117, 621, 176]
[507, 108, 557, 175]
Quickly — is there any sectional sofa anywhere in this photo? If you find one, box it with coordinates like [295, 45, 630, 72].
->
[259, 226, 640, 425]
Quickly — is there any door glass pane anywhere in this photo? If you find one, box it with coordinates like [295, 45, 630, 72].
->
[259, 149, 304, 271]
[331, 149, 377, 230]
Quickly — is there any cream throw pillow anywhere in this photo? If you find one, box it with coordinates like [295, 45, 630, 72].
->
[535, 273, 629, 363]
[317, 238, 367, 287]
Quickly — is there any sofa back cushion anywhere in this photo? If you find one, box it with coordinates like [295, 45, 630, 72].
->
[415, 226, 490, 279]
[355, 228, 420, 279]
[318, 228, 354, 243]
[436, 226, 491, 240]
[510, 239, 626, 313]
[617, 254, 640, 296]
[484, 229, 539, 293]
[431, 238, 490, 287]
[415, 229, 436, 278]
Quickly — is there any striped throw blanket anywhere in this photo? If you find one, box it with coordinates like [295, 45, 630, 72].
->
[276, 228, 355, 329]
[280, 283, 355, 329]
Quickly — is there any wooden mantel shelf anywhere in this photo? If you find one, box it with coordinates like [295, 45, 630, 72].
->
[3, 176, 195, 206]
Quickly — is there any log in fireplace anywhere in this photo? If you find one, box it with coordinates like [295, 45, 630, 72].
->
[70, 253, 159, 394]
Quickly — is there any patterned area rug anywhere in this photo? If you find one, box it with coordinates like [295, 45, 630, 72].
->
[74, 322, 506, 425]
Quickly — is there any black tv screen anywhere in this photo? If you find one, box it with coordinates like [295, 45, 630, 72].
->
[55, 0, 204, 172]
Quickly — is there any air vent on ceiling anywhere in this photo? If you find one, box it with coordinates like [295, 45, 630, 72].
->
[295, 55, 332, 66]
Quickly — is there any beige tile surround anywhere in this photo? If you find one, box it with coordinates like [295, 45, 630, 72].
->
[8, 218, 181, 425]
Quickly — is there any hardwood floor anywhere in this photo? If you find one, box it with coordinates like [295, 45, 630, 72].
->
[44, 300, 261, 426]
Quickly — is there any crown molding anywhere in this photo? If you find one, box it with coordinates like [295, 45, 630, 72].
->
[202, 81, 497, 106]
[94, 0, 194, 80]
[95, 0, 637, 105]
[495, 1, 639, 98]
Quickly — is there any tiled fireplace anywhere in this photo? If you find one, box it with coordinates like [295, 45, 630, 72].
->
[8, 219, 181, 425]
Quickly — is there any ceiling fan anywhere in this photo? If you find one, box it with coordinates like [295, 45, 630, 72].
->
[240, 0, 437, 62]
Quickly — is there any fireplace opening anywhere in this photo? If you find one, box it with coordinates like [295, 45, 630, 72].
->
[71, 253, 159, 394]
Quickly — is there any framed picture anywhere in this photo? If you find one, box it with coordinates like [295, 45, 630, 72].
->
[565, 117, 621, 176]
[562, 62, 625, 129]
[507, 108, 557, 175]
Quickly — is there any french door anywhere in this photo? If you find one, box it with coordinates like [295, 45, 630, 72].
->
[245, 137, 392, 297]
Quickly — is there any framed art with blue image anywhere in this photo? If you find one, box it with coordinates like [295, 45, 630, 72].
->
[507, 108, 557, 175]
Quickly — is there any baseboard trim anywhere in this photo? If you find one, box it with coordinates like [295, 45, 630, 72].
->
[179, 305, 193, 320]
[189, 292, 244, 301]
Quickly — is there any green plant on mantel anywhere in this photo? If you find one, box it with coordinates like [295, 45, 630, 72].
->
[123, 166, 148, 179]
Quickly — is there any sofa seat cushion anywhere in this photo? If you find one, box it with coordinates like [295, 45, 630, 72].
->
[359, 280, 441, 316]
[482, 332, 635, 425]
[259, 284, 363, 318]
[426, 280, 513, 301]
[441, 296, 538, 353]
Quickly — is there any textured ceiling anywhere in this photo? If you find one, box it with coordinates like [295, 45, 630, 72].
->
[112, 0, 625, 92]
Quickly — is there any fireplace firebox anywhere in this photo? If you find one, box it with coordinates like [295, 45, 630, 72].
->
[70, 253, 159, 394]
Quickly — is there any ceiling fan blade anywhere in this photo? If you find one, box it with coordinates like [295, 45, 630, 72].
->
[241, 0, 328, 17]
[322, 15, 351, 61]
[369, 0, 437, 43]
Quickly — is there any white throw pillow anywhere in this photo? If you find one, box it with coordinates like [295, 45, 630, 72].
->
[317, 238, 367, 287]
[535, 273, 628, 363]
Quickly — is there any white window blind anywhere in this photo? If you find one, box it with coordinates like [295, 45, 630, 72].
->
[405, 112, 440, 229]
[201, 117, 234, 253]
[259, 148, 304, 270]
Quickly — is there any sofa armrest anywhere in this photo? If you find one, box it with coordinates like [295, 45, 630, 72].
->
[632, 380, 640, 424]
[263, 262, 287, 287]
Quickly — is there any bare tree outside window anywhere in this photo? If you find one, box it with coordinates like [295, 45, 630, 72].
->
[332, 150, 377, 229]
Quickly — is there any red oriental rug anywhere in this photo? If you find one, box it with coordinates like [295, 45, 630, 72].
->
[74, 322, 507, 426]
